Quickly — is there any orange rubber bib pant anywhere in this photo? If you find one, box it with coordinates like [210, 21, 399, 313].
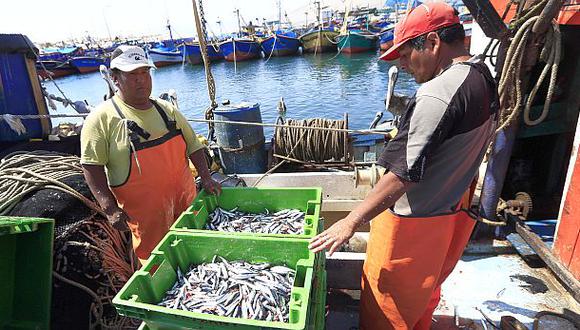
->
[110, 99, 196, 264]
[360, 191, 476, 330]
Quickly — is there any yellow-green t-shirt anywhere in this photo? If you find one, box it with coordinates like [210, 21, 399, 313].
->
[80, 95, 203, 186]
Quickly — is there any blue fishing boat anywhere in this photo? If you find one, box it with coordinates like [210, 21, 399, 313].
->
[183, 42, 223, 65]
[69, 56, 109, 74]
[35, 60, 77, 79]
[369, 19, 392, 33]
[378, 27, 395, 51]
[260, 31, 301, 57]
[219, 38, 261, 62]
[36, 46, 80, 79]
[38, 46, 78, 62]
[147, 46, 183, 67]
[147, 20, 185, 67]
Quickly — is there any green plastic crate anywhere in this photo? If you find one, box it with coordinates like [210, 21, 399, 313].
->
[171, 187, 322, 239]
[113, 231, 317, 329]
[0, 217, 54, 330]
[137, 271, 326, 330]
[308, 270, 326, 330]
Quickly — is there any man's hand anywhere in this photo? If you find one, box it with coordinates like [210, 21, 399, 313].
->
[309, 218, 357, 256]
[201, 177, 222, 195]
[105, 206, 131, 232]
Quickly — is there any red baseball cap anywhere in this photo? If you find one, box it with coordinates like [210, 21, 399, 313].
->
[380, 2, 460, 61]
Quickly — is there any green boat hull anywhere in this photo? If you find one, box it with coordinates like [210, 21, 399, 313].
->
[337, 32, 377, 54]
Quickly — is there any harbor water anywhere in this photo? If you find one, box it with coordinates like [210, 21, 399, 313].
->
[45, 51, 418, 137]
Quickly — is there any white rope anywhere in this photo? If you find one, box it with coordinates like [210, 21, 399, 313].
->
[324, 32, 340, 45]
[0, 113, 391, 136]
[181, 44, 187, 66]
[264, 35, 278, 63]
[329, 32, 349, 60]
[0, 151, 105, 216]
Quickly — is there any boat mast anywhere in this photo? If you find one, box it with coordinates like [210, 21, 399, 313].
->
[235, 9, 242, 37]
[341, 0, 352, 35]
[166, 19, 175, 42]
[277, 0, 282, 30]
[314, 1, 321, 29]
[102, 7, 112, 41]
[217, 19, 223, 35]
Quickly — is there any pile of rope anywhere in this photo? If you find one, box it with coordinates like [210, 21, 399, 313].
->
[1, 151, 138, 329]
[53, 216, 138, 329]
[0, 151, 104, 216]
[274, 118, 348, 163]
[495, 0, 562, 133]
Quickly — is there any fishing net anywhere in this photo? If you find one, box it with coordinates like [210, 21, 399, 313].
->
[3, 151, 139, 329]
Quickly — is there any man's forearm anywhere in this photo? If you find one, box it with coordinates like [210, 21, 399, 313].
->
[82, 165, 118, 212]
[189, 148, 211, 179]
[346, 171, 413, 228]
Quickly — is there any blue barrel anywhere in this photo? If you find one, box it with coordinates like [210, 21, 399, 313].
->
[214, 102, 267, 174]
[0, 34, 51, 142]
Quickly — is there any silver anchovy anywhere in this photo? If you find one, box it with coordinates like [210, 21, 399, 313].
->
[158, 255, 296, 323]
[206, 208, 305, 235]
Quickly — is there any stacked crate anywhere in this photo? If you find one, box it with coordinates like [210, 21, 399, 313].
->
[0, 217, 54, 329]
[114, 187, 326, 330]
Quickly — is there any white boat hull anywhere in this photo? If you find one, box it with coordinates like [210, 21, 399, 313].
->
[147, 50, 183, 67]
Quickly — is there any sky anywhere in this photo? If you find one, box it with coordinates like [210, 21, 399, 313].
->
[0, 0, 385, 44]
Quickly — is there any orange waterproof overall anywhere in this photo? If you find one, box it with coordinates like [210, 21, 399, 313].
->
[360, 191, 476, 330]
[110, 99, 196, 264]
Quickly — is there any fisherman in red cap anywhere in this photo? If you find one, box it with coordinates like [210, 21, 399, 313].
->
[310, 2, 499, 329]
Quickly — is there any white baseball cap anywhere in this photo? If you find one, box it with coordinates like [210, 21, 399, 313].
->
[110, 45, 156, 72]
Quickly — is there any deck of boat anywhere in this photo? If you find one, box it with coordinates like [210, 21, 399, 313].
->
[240, 172, 580, 329]
[326, 242, 580, 329]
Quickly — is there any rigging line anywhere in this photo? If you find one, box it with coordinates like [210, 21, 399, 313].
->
[26, 43, 77, 111]
[0, 113, 393, 136]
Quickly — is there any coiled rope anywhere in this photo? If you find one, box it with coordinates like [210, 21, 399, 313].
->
[53, 217, 138, 329]
[523, 21, 561, 126]
[495, 0, 562, 133]
[0, 151, 105, 216]
[274, 118, 348, 163]
[1, 151, 137, 328]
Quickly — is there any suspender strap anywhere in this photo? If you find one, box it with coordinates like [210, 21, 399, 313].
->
[150, 99, 177, 131]
[111, 98, 179, 141]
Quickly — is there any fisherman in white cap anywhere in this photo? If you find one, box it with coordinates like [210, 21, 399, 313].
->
[80, 45, 220, 263]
